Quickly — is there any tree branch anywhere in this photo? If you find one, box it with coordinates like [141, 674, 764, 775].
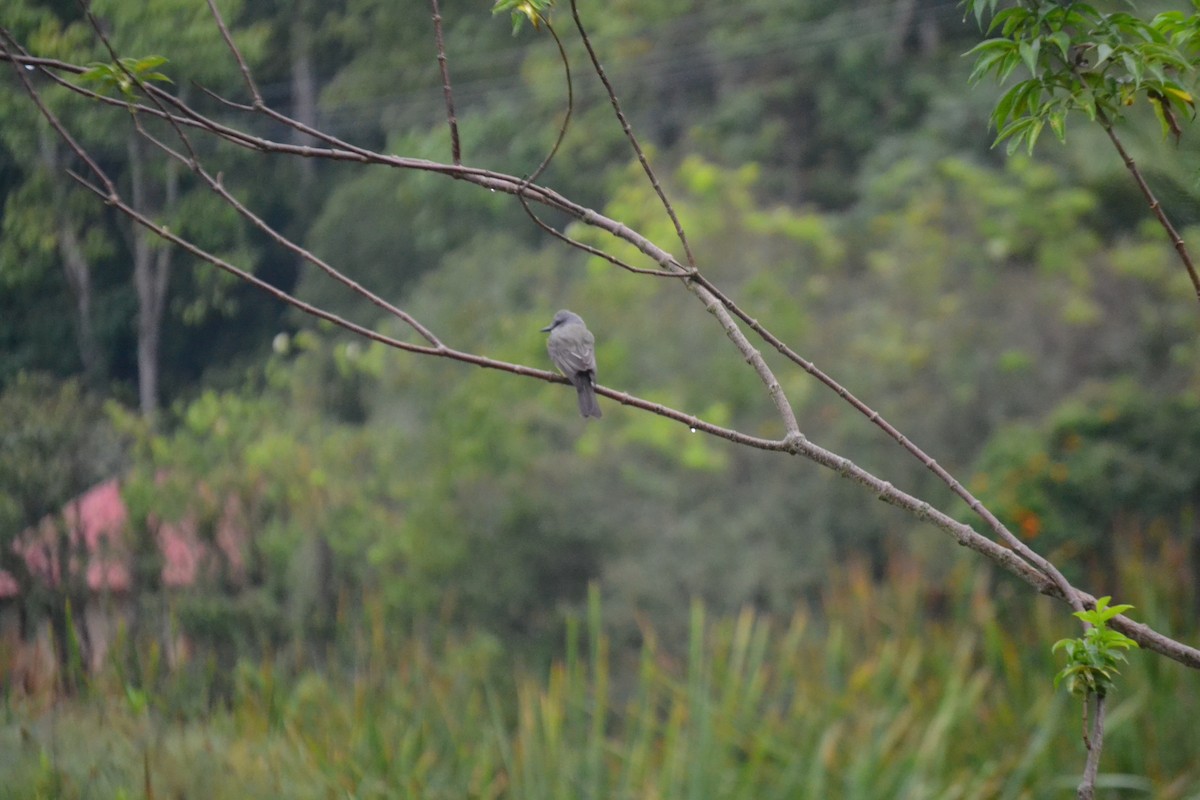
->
[429, 0, 461, 165]
[570, 0, 697, 269]
[206, 0, 264, 106]
[522, 19, 573, 186]
[1096, 106, 1200, 304]
[1077, 693, 1106, 800]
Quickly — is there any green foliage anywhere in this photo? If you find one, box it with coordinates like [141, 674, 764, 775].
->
[2, 553, 1198, 797]
[78, 56, 173, 100]
[0, 374, 120, 529]
[1053, 596, 1139, 698]
[966, 0, 1200, 152]
[969, 382, 1200, 565]
[111, 340, 410, 652]
[493, 0, 555, 35]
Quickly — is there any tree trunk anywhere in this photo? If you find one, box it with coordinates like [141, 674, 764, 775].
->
[127, 135, 177, 421]
[290, 12, 317, 182]
[59, 225, 103, 385]
[39, 133, 103, 385]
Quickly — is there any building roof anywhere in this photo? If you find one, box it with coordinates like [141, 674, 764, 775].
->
[0, 478, 244, 598]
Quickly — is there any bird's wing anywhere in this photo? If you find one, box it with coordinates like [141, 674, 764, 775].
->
[554, 341, 596, 379]
[551, 326, 597, 382]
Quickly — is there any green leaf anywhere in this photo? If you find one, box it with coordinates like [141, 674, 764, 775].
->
[1163, 83, 1196, 113]
[992, 79, 1038, 127]
[1073, 596, 1135, 625]
[79, 62, 116, 83]
[1024, 117, 1046, 153]
[75, 56, 173, 97]
[1152, 92, 1175, 138]
[1053, 598, 1139, 698]
[990, 6, 1032, 36]
[1019, 38, 1042, 76]
[492, 0, 553, 33]
[129, 55, 168, 72]
[1048, 111, 1067, 142]
[1076, 90, 1098, 121]
[967, 41, 1018, 84]
[1049, 31, 1073, 59]
[996, 117, 1034, 153]
[996, 50, 1024, 83]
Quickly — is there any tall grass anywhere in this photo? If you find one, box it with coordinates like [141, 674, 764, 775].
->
[2, 547, 1197, 799]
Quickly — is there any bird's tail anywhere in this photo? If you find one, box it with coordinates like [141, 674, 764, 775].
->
[576, 382, 602, 418]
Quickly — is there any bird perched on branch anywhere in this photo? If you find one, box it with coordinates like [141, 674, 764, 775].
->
[541, 309, 602, 418]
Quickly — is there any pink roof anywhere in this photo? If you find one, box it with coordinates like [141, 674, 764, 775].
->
[0, 478, 245, 599]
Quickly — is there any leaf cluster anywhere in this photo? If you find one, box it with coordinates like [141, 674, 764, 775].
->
[1052, 596, 1139, 698]
[966, 1, 1200, 152]
[78, 55, 172, 100]
[492, 0, 555, 35]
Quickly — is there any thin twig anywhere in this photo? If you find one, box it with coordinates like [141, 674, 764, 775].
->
[0, 48, 597, 220]
[429, 0, 461, 164]
[518, 197, 683, 276]
[206, 0, 263, 105]
[511, 16, 676, 277]
[1059, 49, 1200, 305]
[569, 0, 697, 269]
[523, 20, 572, 185]
[1097, 107, 1200, 303]
[560, 2, 801, 433]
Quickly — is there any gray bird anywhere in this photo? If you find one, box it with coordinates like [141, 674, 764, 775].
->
[541, 309, 602, 418]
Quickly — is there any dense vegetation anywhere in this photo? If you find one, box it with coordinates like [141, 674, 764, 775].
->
[2, 0, 1199, 795]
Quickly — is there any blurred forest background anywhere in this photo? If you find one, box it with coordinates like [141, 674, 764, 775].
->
[2, 0, 1200, 796]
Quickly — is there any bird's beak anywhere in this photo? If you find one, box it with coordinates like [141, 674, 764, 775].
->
[540, 323, 554, 332]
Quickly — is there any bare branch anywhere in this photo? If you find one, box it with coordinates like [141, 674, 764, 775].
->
[169, 40, 805, 434]
[517, 194, 683, 277]
[523, 20, 573, 185]
[1097, 107, 1200, 304]
[206, 0, 263, 106]
[569, 0, 697, 269]
[429, 0, 461, 164]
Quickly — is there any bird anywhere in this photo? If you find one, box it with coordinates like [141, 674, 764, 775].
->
[541, 309, 602, 418]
